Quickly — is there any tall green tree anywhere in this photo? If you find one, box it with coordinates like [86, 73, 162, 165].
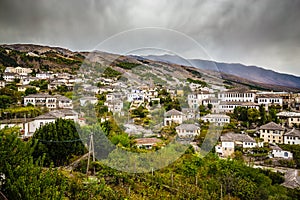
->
[32, 119, 86, 166]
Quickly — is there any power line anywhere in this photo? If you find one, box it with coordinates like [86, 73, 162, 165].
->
[37, 138, 88, 143]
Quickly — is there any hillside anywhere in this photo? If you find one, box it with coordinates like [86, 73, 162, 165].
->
[1, 43, 299, 92]
[142, 54, 300, 90]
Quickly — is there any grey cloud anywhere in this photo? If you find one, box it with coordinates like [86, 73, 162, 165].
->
[0, 0, 300, 75]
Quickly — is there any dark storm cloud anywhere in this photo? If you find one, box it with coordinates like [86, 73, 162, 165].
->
[0, 0, 300, 75]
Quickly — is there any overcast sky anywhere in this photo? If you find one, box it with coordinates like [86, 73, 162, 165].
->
[1, 0, 300, 75]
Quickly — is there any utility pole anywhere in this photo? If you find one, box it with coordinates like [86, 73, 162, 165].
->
[86, 133, 95, 176]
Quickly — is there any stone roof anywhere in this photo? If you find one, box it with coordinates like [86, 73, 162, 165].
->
[34, 109, 78, 120]
[221, 132, 255, 143]
[277, 111, 300, 118]
[176, 124, 200, 131]
[257, 95, 282, 99]
[219, 101, 258, 106]
[222, 88, 254, 93]
[269, 144, 283, 151]
[25, 93, 53, 98]
[202, 114, 230, 119]
[135, 138, 162, 145]
[260, 122, 284, 131]
[34, 113, 57, 120]
[54, 94, 71, 101]
[285, 129, 300, 137]
[165, 109, 184, 116]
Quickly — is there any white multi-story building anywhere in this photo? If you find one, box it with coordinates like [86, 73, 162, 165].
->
[218, 101, 259, 113]
[164, 109, 186, 126]
[5, 66, 32, 76]
[127, 89, 145, 102]
[36, 73, 51, 79]
[257, 95, 283, 108]
[218, 88, 256, 102]
[104, 100, 123, 113]
[175, 124, 200, 138]
[277, 111, 300, 128]
[201, 114, 230, 126]
[24, 94, 72, 109]
[284, 129, 300, 145]
[24, 94, 57, 109]
[259, 122, 285, 144]
[188, 91, 215, 109]
[3, 72, 16, 82]
[79, 96, 98, 106]
[202, 97, 220, 113]
[215, 132, 263, 157]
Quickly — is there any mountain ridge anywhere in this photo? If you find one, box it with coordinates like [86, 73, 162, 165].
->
[141, 54, 300, 89]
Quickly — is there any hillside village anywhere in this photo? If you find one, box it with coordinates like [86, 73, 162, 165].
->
[1, 46, 300, 195]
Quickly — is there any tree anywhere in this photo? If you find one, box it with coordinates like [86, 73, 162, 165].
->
[0, 95, 12, 109]
[268, 106, 279, 123]
[25, 87, 37, 96]
[259, 105, 267, 125]
[0, 128, 67, 200]
[247, 108, 260, 124]
[32, 119, 86, 166]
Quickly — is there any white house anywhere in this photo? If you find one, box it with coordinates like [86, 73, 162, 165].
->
[79, 96, 98, 106]
[5, 66, 32, 76]
[104, 100, 123, 113]
[164, 109, 186, 126]
[0, 80, 6, 88]
[259, 122, 285, 144]
[218, 88, 256, 102]
[24, 94, 57, 109]
[202, 97, 220, 113]
[3, 72, 16, 82]
[24, 94, 72, 109]
[277, 111, 300, 128]
[216, 132, 263, 157]
[188, 91, 215, 109]
[106, 92, 123, 101]
[257, 95, 283, 109]
[55, 95, 73, 109]
[218, 101, 259, 113]
[134, 138, 162, 149]
[0, 109, 78, 138]
[127, 89, 145, 102]
[36, 73, 51, 79]
[284, 128, 300, 145]
[269, 145, 293, 159]
[28, 109, 79, 137]
[201, 114, 230, 126]
[175, 124, 200, 139]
